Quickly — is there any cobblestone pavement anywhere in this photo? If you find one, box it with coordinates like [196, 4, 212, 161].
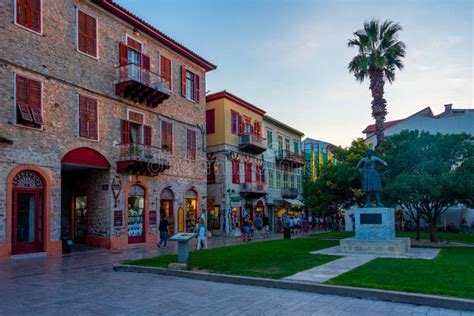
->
[0, 235, 472, 315]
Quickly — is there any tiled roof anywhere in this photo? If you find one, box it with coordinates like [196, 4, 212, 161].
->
[92, 0, 217, 72]
[206, 90, 266, 116]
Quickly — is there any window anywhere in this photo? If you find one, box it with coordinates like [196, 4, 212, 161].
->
[294, 141, 299, 154]
[206, 109, 215, 134]
[16, 0, 41, 33]
[78, 95, 98, 140]
[244, 161, 252, 183]
[181, 67, 200, 102]
[285, 138, 291, 151]
[160, 55, 172, 89]
[231, 111, 241, 135]
[161, 121, 173, 152]
[15, 75, 43, 128]
[297, 175, 302, 191]
[277, 135, 284, 152]
[266, 129, 273, 148]
[276, 171, 281, 189]
[77, 11, 97, 58]
[268, 170, 274, 188]
[187, 129, 196, 160]
[120, 115, 151, 146]
[232, 158, 240, 184]
[290, 175, 295, 188]
[283, 173, 289, 188]
[243, 118, 252, 135]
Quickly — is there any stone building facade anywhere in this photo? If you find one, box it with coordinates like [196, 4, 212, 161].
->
[0, 0, 216, 260]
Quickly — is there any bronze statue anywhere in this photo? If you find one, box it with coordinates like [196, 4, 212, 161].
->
[356, 148, 387, 207]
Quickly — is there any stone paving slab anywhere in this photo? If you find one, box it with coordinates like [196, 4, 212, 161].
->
[312, 245, 441, 259]
[285, 254, 376, 283]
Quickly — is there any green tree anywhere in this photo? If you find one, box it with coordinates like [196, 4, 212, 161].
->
[304, 139, 369, 215]
[382, 131, 474, 242]
[348, 19, 406, 148]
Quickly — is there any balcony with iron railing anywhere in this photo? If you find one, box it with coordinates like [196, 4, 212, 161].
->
[240, 181, 267, 198]
[276, 150, 305, 168]
[239, 133, 267, 155]
[116, 143, 171, 176]
[281, 187, 299, 199]
[115, 63, 171, 107]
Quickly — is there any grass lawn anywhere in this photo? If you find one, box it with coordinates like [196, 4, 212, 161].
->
[326, 247, 474, 300]
[125, 238, 339, 279]
[310, 231, 474, 243]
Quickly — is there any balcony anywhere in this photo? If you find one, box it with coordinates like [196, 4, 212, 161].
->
[276, 150, 305, 168]
[116, 143, 171, 176]
[239, 134, 266, 155]
[115, 64, 171, 108]
[281, 187, 299, 199]
[240, 182, 267, 198]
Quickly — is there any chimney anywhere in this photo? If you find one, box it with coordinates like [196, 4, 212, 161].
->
[444, 104, 453, 113]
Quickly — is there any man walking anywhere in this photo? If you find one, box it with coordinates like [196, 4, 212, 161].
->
[157, 215, 169, 248]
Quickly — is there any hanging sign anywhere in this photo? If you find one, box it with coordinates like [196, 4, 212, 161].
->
[111, 176, 122, 207]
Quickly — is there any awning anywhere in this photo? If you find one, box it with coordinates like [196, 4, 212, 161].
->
[283, 199, 304, 207]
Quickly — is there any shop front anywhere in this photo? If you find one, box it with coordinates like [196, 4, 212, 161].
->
[160, 188, 175, 235]
[127, 184, 146, 244]
[184, 189, 198, 232]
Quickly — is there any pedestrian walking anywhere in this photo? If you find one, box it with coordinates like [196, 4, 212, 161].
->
[196, 218, 208, 250]
[243, 217, 251, 243]
[255, 215, 263, 237]
[262, 216, 269, 239]
[234, 222, 242, 240]
[157, 215, 169, 248]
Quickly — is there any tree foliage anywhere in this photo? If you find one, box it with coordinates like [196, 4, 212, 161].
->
[304, 139, 370, 215]
[382, 130, 474, 241]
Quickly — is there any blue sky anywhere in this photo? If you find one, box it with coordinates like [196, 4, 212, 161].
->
[115, 0, 473, 146]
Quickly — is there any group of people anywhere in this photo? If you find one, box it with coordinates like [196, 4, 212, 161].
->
[234, 215, 270, 243]
[278, 213, 345, 233]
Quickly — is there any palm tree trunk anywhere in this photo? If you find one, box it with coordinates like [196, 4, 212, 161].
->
[369, 67, 387, 148]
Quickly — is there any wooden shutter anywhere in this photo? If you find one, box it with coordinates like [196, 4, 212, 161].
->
[119, 42, 128, 66]
[206, 109, 215, 134]
[17, 0, 27, 26]
[193, 73, 200, 103]
[160, 56, 171, 83]
[87, 14, 97, 57]
[30, 0, 41, 32]
[181, 66, 186, 97]
[121, 119, 130, 144]
[238, 115, 243, 135]
[78, 11, 87, 54]
[29, 79, 43, 125]
[162, 121, 172, 152]
[79, 95, 88, 137]
[144, 125, 152, 146]
[245, 161, 252, 183]
[127, 37, 142, 52]
[142, 54, 150, 71]
[88, 98, 98, 140]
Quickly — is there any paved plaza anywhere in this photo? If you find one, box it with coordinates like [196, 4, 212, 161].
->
[0, 236, 472, 315]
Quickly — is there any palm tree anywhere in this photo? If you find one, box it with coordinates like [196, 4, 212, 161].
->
[348, 19, 406, 148]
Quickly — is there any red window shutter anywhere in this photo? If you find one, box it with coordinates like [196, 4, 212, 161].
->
[29, 79, 43, 125]
[88, 98, 98, 140]
[121, 119, 130, 144]
[160, 56, 171, 83]
[30, 0, 41, 32]
[181, 66, 186, 97]
[238, 115, 243, 135]
[16, 76, 33, 122]
[17, 0, 28, 27]
[144, 125, 152, 146]
[142, 54, 150, 71]
[87, 14, 97, 57]
[231, 111, 237, 134]
[79, 95, 88, 138]
[186, 130, 191, 159]
[232, 159, 240, 184]
[127, 37, 142, 52]
[162, 121, 172, 152]
[119, 42, 128, 66]
[245, 162, 252, 183]
[78, 11, 87, 54]
[206, 109, 215, 134]
[194, 73, 200, 103]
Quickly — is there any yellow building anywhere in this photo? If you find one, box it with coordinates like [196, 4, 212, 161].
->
[205, 91, 267, 234]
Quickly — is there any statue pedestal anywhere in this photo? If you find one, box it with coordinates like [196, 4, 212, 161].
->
[340, 207, 410, 255]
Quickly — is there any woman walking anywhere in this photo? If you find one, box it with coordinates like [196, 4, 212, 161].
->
[196, 218, 208, 250]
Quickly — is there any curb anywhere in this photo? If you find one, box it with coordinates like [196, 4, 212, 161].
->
[113, 264, 474, 312]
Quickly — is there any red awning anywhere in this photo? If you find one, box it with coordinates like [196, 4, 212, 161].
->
[62, 147, 110, 169]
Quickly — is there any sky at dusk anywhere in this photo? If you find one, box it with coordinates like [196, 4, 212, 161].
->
[115, 0, 473, 147]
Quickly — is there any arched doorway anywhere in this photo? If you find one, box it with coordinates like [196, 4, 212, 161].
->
[11, 170, 45, 255]
[160, 188, 175, 235]
[61, 147, 110, 245]
[127, 184, 146, 244]
[184, 189, 198, 232]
